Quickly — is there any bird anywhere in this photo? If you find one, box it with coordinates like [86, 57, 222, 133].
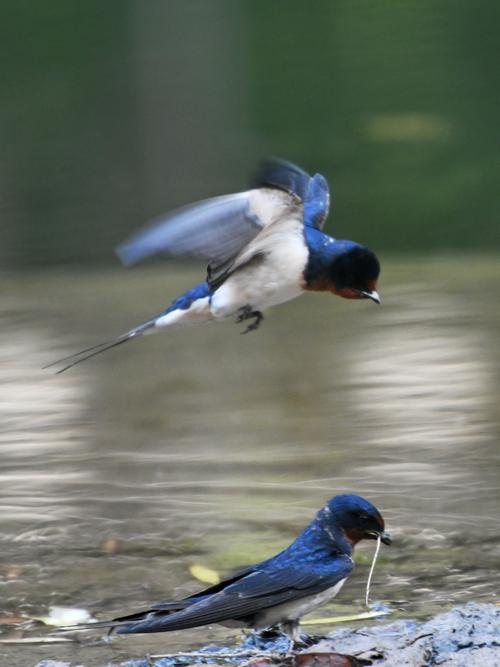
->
[48, 159, 381, 373]
[66, 494, 391, 644]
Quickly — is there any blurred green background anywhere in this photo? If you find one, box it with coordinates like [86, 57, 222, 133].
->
[2, 0, 499, 268]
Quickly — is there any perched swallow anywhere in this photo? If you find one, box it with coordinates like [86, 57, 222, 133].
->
[48, 160, 380, 372]
[69, 494, 391, 643]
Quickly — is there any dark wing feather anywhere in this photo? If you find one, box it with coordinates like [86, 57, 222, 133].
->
[118, 558, 353, 634]
[112, 601, 190, 624]
[254, 159, 330, 230]
[179, 565, 256, 602]
[254, 159, 312, 201]
[103, 566, 257, 628]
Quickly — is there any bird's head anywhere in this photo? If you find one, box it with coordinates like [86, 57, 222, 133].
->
[325, 494, 391, 547]
[329, 243, 381, 304]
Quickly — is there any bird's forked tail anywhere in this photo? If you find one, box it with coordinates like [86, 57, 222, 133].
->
[43, 319, 157, 374]
[45, 281, 214, 373]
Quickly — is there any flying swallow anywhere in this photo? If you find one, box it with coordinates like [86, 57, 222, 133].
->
[68, 494, 391, 643]
[48, 160, 380, 372]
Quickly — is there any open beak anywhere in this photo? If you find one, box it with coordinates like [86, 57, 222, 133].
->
[361, 290, 381, 304]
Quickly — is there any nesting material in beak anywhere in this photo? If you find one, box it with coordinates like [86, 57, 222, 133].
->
[366, 535, 385, 607]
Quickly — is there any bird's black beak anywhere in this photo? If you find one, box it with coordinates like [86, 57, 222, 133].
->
[361, 290, 381, 304]
[366, 530, 392, 545]
[380, 531, 392, 545]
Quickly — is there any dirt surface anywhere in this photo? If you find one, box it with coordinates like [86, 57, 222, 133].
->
[30, 603, 500, 667]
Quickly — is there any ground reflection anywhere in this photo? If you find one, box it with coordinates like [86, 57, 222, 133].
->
[0, 258, 499, 665]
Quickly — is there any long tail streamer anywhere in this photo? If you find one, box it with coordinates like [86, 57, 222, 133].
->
[43, 319, 156, 374]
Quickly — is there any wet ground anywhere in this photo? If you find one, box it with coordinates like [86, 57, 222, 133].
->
[1, 256, 500, 666]
[24, 603, 500, 667]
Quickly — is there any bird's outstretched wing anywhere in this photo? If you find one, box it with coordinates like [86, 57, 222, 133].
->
[116, 188, 295, 269]
[116, 160, 331, 276]
[116, 557, 353, 634]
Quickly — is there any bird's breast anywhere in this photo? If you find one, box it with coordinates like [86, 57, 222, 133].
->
[211, 222, 309, 316]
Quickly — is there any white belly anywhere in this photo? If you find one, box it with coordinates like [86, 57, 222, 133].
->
[154, 297, 212, 329]
[253, 579, 346, 629]
[210, 229, 308, 319]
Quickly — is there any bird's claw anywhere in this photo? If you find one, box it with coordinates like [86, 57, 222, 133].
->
[242, 317, 262, 334]
[236, 307, 264, 334]
[294, 633, 321, 648]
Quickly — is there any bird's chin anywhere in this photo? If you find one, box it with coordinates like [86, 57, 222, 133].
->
[332, 287, 366, 300]
[332, 287, 381, 303]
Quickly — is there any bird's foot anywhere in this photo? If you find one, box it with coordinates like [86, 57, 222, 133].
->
[242, 313, 263, 334]
[236, 306, 264, 334]
[241, 627, 291, 654]
[294, 633, 322, 648]
[280, 621, 316, 655]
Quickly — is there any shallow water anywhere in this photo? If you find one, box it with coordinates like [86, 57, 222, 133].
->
[1, 256, 500, 666]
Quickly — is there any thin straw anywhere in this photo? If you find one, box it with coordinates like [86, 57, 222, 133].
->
[365, 535, 381, 607]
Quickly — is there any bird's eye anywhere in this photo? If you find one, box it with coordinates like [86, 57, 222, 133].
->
[359, 512, 370, 521]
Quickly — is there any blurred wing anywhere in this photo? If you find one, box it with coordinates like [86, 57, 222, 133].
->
[207, 200, 304, 290]
[118, 559, 353, 634]
[116, 189, 296, 271]
[255, 159, 330, 230]
[254, 158, 312, 201]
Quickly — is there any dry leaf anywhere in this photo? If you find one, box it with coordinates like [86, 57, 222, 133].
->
[189, 564, 220, 585]
[101, 538, 119, 555]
